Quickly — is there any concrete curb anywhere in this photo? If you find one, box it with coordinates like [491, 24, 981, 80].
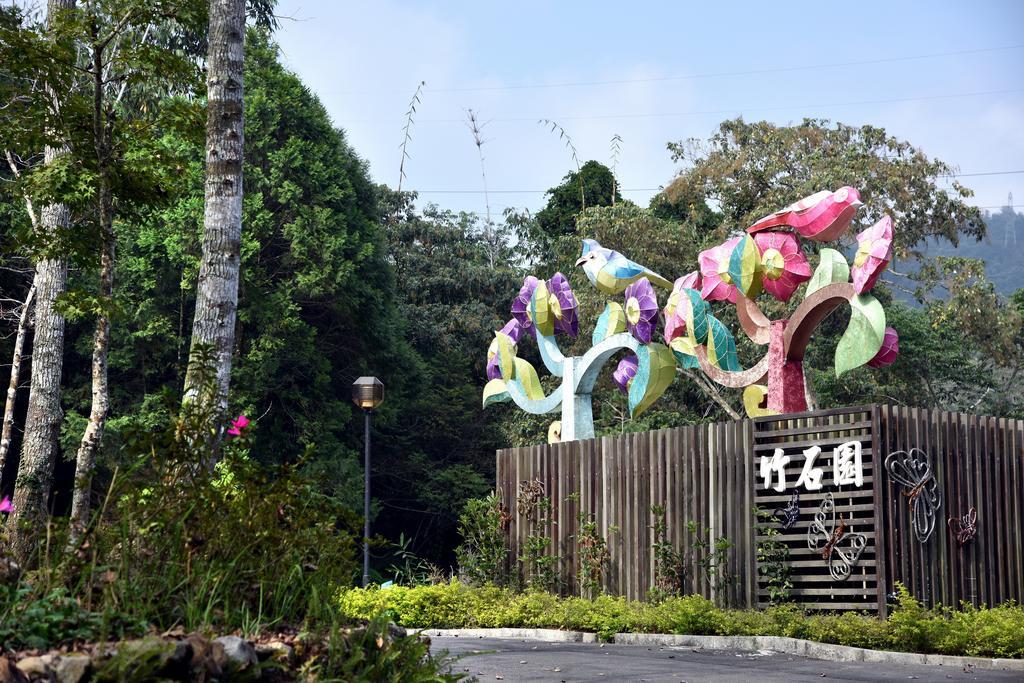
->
[418, 628, 598, 643]
[420, 628, 1023, 671]
[614, 633, 1024, 672]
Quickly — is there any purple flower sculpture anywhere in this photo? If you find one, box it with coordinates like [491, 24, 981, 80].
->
[624, 277, 658, 344]
[511, 275, 539, 335]
[546, 272, 579, 338]
[613, 354, 639, 395]
[486, 319, 522, 380]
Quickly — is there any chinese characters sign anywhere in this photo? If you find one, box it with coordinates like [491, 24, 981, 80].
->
[759, 440, 864, 492]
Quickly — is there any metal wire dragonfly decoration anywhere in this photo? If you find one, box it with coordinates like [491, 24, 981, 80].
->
[884, 448, 943, 543]
[807, 492, 867, 582]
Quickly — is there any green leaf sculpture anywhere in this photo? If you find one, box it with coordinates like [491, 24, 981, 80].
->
[628, 342, 677, 417]
[806, 248, 850, 296]
[835, 293, 886, 377]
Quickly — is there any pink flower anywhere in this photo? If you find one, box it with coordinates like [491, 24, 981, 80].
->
[662, 272, 700, 344]
[852, 216, 893, 294]
[698, 236, 741, 303]
[0, 496, 12, 514]
[868, 326, 899, 368]
[752, 231, 812, 302]
[227, 414, 250, 436]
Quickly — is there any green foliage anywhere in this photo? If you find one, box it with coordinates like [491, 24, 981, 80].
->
[0, 585, 144, 651]
[516, 481, 559, 592]
[93, 387, 358, 630]
[754, 508, 791, 605]
[387, 533, 447, 587]
[649, 505, 687, 600]
[573, 496, 612, 599]
[524, 160, 621, 263]
[686, 520, 734, 598]
[338, 582, 1024, 657]
[314, 614, 468, 682]
[455, 494, 508, 587]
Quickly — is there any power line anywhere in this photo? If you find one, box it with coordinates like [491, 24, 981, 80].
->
[335, 44, 1024, 95]
[410, 87, 1024, 123]
[408, 170, 1024, 195]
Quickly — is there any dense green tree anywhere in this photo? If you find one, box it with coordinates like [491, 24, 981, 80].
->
[377, 189, 521, 561]
[524, 160, 621, 264]
[54, 33, 392, 515]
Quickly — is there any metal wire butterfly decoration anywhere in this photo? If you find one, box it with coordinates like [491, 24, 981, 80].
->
[807, 492, 867, 582]
[884, 448, 942, 543]
[948, 507, 977, 546]
[773, 491, 800, 529]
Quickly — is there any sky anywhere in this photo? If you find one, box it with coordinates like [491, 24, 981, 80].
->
[271, 1, 1024, 221]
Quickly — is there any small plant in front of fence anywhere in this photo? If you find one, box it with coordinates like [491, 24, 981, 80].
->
[650, 505, 687, 601]
[517, 481, 559, 592]
[754, 507, 792, 605]
[571, 494, 616, 599]
[455, 493, 509, 587]
[687, 520, 735, 598]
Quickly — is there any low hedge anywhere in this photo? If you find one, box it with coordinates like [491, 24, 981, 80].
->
[337, 582, 1024, 658]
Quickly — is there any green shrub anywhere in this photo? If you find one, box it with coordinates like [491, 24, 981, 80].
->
[337, 581, 1024, 657]
[455, 494, 507, 587]
[0, 584, 145, 650]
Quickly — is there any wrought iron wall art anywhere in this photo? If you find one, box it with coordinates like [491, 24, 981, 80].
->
[774, 491, 801, 529]
[807, 492, 867, 581]
[884, 448, 942, 543]
[948, 507, 978, 546]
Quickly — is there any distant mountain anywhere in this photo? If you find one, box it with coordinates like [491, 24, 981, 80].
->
[918, 205, 1023, 296]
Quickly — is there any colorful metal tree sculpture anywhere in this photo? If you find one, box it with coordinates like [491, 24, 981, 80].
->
[483, 187, 899, 440]
[482, 263, 681, 442]
[679, 187, 899, 416]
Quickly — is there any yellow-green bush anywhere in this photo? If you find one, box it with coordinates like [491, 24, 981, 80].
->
[337, 581, 1024, 657]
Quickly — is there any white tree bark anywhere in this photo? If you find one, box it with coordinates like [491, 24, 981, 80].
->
[0, 284, 35, 486]
[69, 37, 115, 546]
[183, 0, 245, 428]
[7, 0, 76, 564]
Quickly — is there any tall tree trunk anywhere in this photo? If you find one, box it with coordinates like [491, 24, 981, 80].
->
[7, 0, 76, 565]
[182, 0, 245, 431]
[69, 37, 115, 547]
[0, 284, 35, 487]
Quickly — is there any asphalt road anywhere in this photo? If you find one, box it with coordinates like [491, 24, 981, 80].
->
[431, 637, 1022, 683]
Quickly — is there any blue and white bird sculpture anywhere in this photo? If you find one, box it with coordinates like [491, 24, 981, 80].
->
[575, 239, 673, 295]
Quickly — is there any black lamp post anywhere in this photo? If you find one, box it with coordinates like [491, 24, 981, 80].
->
[352, 376, 384, 587]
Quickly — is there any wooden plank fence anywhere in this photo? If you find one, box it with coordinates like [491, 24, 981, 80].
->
[495, 405, 1024, 614]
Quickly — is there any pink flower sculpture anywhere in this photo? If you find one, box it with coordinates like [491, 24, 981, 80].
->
[698, 236, 741, 303]
[663, 272, 700, 344]
[546, 272, 579, 338]
[227, 414, 250, 436]
[852, 215, 893, 294]
[613, 354, 639, 395]
[0, 496, 12, 514]
[868, 326, 899, 368]
[511, 276, 539, 335]
[747, 187, 863, 242]
[624, 277, 659, 344]
[752, 231, 813, 302]
[486, 319, 522, 380]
